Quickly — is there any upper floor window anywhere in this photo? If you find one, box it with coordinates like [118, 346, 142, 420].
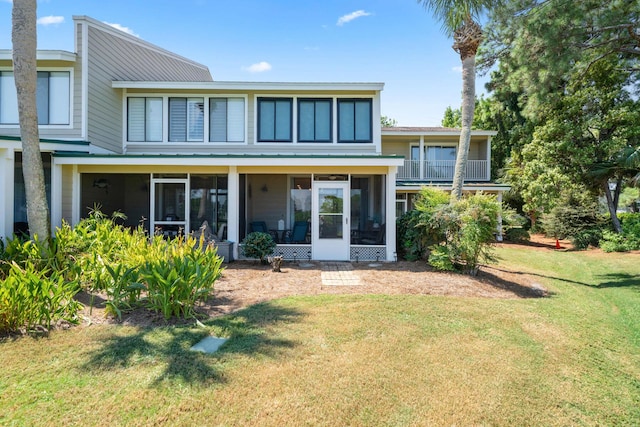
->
[210, 97, 245, 142]
[258, 97, 292, 142]
[427, 146, 456, 161]
[338, 99, 371, 143]
[170, 98, 204, 142]
[298, 99, 332, 143]
[128, 97, 162, 142]
[0, 71, 70, 125]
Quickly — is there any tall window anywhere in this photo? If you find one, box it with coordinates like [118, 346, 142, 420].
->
[169, 97, 204, 142]
[338, 99, 372, 143]
[257, 97, 292, 142]
[0, 71, 70, 125]
[128, 97, 162, 142]
[209, 98, 245, 142]
[298, 99, 332, 142]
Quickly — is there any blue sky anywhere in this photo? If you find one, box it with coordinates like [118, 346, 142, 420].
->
[0, 0, 490, 126]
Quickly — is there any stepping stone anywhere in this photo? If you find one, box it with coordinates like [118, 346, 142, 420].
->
[190, 336, 227, 354]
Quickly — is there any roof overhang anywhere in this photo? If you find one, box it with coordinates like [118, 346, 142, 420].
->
[0, 49, 77, 63]
[112, 81, 385, 92]
[0, 135, 90, 152]
[51, 153, 404, 167]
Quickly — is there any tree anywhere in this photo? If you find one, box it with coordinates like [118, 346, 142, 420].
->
[12, 0, 50, 241]
[380, 115, 398, 127]
[418, 0, 495, 202]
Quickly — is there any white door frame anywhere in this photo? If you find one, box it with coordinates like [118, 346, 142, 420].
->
[312, 180, 350, 261]
[150, 177, 189, 236]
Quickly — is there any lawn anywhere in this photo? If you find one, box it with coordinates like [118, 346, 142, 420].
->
[1, 246, 639, 426]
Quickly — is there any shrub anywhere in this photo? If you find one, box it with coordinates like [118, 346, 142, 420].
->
[140, 235, 223, 320]
[571, 228, 603, 250]
[0, 262, 81, 334]
[541, 194, 600, 240]
[502, 207, 530, 243]
[599, 230, 631, 252]
[428, 193, 500, 275]
[396, 188, 449, 261]
[241, 232, 276, 264]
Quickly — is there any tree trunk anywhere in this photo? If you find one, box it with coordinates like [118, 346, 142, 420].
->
[12, 0, 50, 241]
[602, 181, 622, 233]
[450, 54, 476, 202]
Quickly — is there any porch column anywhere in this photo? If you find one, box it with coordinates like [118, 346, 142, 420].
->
[50, 159, 62, 234]
[419, 135, 425, 179]
[0, 148, 14, 241]
[227, 166, 240, 260]
[486, 136, 492, 181]
[71, 165, 80, 226]
[496, 191, 503, 242]
[386, 167, 397, 261]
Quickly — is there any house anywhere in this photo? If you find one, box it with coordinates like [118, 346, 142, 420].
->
[0, 16, 508, 261]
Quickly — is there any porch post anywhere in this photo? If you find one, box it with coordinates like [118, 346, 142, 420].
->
[486, 136, 492, 181]
[496, 191, 503, 242]
[227, 166, 240, 260]
[71, 165, 80, 226]
[419, 135, 425, 179]
[386, 167, 397, 261]
[0, 148, 14, 242]
[50, 158, 62, 234]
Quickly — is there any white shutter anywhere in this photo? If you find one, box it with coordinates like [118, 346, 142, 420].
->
[48, 72, 70, 125]
[209, 98, 227, 142]
[146, 98, 163, 141]
[0, 72, 18, 125]
[227, 98, 244, 142]
[128, 98, 145, 141]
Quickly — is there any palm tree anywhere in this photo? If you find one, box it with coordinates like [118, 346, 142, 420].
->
[12, 0, 50, 240]
[418, 0, 494, 202]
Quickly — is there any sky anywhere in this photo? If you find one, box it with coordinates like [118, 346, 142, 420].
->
[0, 0, 491, 126]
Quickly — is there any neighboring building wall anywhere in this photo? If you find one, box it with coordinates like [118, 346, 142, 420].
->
[75, 16, 212, 154]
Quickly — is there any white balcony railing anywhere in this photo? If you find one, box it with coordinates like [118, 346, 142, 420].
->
[397, 160, 489, 181]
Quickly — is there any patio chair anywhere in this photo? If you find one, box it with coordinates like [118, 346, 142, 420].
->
[285, 221, 309, 243]
[250, 221, 268, 233]
[361, 223, 385, 245]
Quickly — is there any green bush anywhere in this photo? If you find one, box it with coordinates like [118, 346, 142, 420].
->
[140, 235, 223, 320]
[428, 192, 500, 275]
[505, 227, 531, 243]
[599, 230, 632, 252]
[397, 188, 449, 261]
[571, 228, 603, 250]
[541, 194, 601, 240]
[502, 207, 530, 242]
[241, 232, 276, 264]
[0, 262, 81, 334]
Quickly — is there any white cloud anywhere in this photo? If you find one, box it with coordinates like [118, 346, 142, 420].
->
[337, 10, 371, 26]
[452, 66, 463, 73]
[243, 61, 272, 73]
[37, 16, 64, 26]
[104, 22, 139, 37]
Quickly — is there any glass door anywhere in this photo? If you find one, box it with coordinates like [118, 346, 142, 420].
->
[151, 178, 188, 237]
[312, 181, 350, 260]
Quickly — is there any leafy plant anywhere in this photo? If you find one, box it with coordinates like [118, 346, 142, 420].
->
[428, 193, 500, 275]
[241, 232, 276, 264]
[0, 262, 81, 334]
[140, 235, 223, 319]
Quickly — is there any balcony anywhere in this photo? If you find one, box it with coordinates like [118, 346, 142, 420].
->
[397, 160, 489, 181]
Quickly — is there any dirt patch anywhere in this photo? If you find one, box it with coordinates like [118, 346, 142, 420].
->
[78, 253, 549, 328]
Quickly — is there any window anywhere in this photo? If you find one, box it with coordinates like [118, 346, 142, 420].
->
[426, 146, 456, 161]
[257, 98, 292, 142]
[169, 97, 204, 142]
[210, 98, 245, 142]
[128, 97, 162, 142]
[338, 99, 372, 143]
[298, 99, 331, 142]
[1, 71, 70, 125]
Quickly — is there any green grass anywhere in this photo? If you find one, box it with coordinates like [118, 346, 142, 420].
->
[1, 247, 639, 426]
